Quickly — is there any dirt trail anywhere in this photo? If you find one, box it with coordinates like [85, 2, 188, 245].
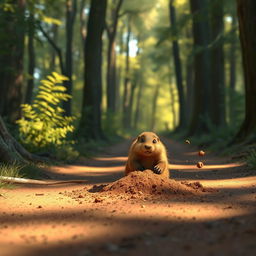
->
[0, 139, 255, 256]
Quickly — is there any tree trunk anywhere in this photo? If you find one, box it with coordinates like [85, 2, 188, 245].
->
[122, 15, 131, 129]
[169, 0, 186, 130]
[188, 0, 211, 135]
[79, 0, 107, 140]
[150, 84, 160, 131]
[25, 10, 35, 104]
[168, 73, 177, 129]
[63, 0, 77, 116]
[49, 24, 59, 71]
[134, 77, 143, 130]
[210, 0, 226, 127]
[232, 0, 256, 143]
[0, 0, 26, 122]
[0, 116, 45, 164]
[106, 0, 123, 114]
[229, 14, 237, 125]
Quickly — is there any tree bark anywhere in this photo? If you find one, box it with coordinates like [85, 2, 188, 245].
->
[106, 0, 123, 114]
[134, 76, 143, 130]
[210, 0, 226, 127]
[122, 15, 131, 129]
[229, 14, 237, 125]
[63, 0, 77, 116]
[169, 0, 186, 130]
[79, 0, 107, 140]
[150, 84, 160, 131]
[232, 0, 256, 143]
[0, 0, 26, 122]
[188, 0, 211, 135]
[0, 116, 45, 164]
[25, 10, 35, 104]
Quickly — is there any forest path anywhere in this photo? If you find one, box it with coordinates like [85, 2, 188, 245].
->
[0, 138, 256, 256]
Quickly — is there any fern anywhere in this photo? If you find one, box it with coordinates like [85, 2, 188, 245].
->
[17, 72, 76, 151]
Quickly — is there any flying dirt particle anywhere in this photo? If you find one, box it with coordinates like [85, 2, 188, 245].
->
[141, 205, 145, 208]
[196, 162, 204, 168]
[185, 139, 190, 144]
[37, 205, 42, 209]
[35, 193, 44, 196]
[198, 150, 205, 156]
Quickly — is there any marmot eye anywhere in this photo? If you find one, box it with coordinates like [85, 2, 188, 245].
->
[152, 139, 157, 144]
[140, 137, 145, 143]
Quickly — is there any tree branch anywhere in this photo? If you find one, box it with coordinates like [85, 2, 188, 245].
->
[38, 23, 65, 74]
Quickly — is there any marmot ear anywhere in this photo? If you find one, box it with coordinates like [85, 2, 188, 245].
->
[136, 135, 141, 142]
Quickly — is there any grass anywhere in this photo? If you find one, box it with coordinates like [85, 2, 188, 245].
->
[246, 149, 256, 169]
[0, 164, 23, 188]
[0, 163, 46, 188]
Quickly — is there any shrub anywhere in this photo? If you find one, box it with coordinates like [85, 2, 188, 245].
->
[17, 72, 76, 153]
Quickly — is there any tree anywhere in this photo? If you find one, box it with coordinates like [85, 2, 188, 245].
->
[106, 0, 124, 114]
[188, 0, 211, 135]
[232, 0, 256, 142]
[209, 0, 226, 127]
[122, 14, 132, 128]
[79, 0, 107, 140]
[0, 116, 44, 164]
[25, 7, 35, 104]
[169, 0, 186, 130]
[0, 0, 26, 122]
[63, 0, 77, 116]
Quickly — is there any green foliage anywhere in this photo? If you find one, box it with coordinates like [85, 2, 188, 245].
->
[17, 72, 76, 152]
[247, 149, 256, 169]
[0, 163, 23, 188]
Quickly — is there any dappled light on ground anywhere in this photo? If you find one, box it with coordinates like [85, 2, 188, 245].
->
[1, 139, 255, 256]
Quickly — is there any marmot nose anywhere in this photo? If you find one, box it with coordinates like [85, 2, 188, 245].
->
[144, 145, 152, 150]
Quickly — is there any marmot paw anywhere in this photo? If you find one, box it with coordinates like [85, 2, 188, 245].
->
[153, 165, 163, 174]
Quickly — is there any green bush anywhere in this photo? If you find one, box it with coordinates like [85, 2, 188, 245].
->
[247, 149, 256, 169]
[17, 72, 76, 153]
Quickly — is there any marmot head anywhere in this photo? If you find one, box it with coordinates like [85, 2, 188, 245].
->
[133, 131, 162, 157]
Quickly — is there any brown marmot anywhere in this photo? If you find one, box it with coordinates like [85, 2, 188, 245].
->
[125, 131, 169, 178]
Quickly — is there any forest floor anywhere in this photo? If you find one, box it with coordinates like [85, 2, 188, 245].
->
[0, 138, 256, 256]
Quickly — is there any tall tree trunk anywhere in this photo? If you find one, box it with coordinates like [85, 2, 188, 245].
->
[232, 0, 256, 143]
[229, 14, 237, 125]
[150, 84, 160, 131]
[134, 76, 143, 130]
[25, 11, 35, 104]
[63, 0, 77, 116]
[168, 73, 177, 129]
[79, 0, 107, 140]
[49, 24, 59, 71]
[210, 0, 226, 127]
[0, 0, 26, 122]
[169, 0, 186, 130]
[106, 0, 123, 114]
[122, 15, 131, 129]
[188, 0, 211, 136]
[115, 22, 125, 113]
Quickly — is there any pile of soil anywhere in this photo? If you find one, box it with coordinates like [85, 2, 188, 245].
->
[101, 170, 212, 196]
[63, 170, 215, 202]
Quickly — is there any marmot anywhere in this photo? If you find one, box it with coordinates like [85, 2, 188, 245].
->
[125, 131, 169, 178]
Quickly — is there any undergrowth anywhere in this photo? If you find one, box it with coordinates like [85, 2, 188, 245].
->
[246, 149, 256, 169]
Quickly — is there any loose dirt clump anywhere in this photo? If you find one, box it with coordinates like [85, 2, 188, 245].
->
[101, 170, 210, 196]
[63, 170, 215, 202]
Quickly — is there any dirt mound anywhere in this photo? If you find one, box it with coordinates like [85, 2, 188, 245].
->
[100, 170, 212, 196]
